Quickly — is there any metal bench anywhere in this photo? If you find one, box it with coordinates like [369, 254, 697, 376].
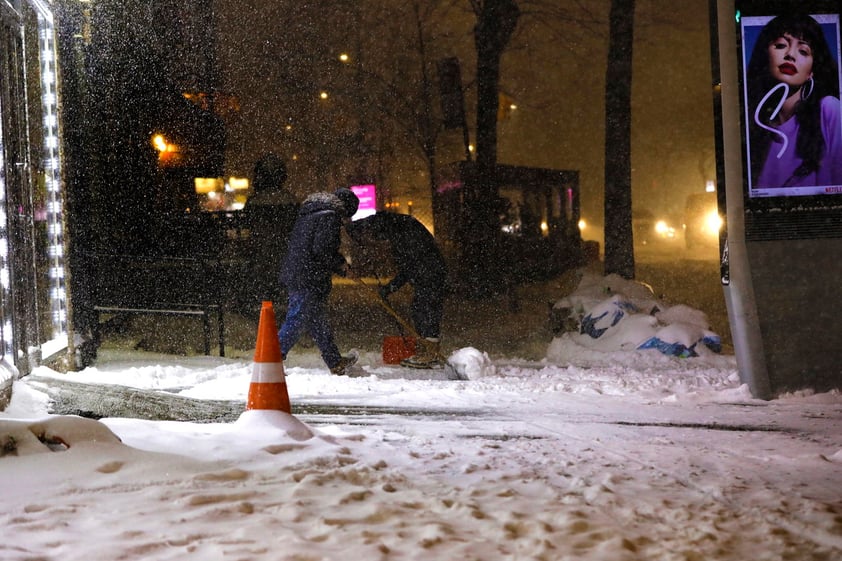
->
[89, 254, 227, 358]
[93, 303, 225, 356]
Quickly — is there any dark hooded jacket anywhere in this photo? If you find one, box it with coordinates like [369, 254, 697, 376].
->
[279, 192, 348, 294]
[346, 212, 447, 292]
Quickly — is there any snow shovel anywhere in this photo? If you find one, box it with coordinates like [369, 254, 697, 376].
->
[354, 277, 421, 339]
[354, 277, 461, 378]
[354, 278, 419, 364]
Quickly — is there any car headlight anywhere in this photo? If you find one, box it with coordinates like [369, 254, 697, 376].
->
[703, 211, 722, 235]
[655, 220, 669, 235]
[654, 220, 676, 238]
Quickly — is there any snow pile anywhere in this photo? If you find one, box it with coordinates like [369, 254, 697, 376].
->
[0, 416, 121, 456]
[2, 372, 841, 561]
[232, 409, 319, 442]
[552, 271, 721, 357]
[446, 347, 496, 380]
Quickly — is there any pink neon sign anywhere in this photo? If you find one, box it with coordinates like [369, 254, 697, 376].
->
[349, 184, 376, 219]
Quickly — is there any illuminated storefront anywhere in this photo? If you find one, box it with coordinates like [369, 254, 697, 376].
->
[0, 0, 69, 406]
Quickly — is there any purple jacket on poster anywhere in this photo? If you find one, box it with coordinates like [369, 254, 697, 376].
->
[757, 96, 842, 188]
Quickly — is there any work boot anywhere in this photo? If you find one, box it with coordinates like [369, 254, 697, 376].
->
[330, 352, 359, 376]
[401, 339, 444, 369]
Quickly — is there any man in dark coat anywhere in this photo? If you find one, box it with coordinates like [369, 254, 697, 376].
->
[346, 211, 448, 368]
[278, 188, 359, 375]
[242, 153, 298, 305]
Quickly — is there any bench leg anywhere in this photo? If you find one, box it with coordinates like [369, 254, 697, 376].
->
[202, 311, 211, 356]
[217, 307, 225, 357]
[92, 310, 102, 360]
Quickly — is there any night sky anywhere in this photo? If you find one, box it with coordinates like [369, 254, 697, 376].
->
[214, 0, 716, 227]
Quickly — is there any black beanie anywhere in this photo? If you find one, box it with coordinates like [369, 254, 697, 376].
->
[334, 188, 360, 218]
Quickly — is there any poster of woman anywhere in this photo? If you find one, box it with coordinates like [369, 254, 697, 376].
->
[741, 11, 842, 197]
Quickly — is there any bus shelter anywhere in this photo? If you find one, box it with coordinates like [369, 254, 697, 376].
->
[434, 162, 583, 283]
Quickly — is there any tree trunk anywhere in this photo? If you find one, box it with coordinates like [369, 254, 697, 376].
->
[603, 0, 635, 279]
[463, 0, 520, 297]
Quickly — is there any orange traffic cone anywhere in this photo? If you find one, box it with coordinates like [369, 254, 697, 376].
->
[246, 301, 291, 413]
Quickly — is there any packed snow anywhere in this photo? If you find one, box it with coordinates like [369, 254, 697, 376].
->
[2, 271, 841, 561]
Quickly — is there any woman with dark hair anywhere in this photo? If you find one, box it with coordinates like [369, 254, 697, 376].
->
[746, 12, 842, 188]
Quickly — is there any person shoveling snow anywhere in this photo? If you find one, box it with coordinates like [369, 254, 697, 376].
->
[346, 211, 448, 369]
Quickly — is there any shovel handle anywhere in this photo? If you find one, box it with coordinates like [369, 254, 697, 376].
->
[355, 278, 422, 339]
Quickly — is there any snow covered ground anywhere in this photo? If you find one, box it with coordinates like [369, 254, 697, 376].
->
[2, 269, 841, 560]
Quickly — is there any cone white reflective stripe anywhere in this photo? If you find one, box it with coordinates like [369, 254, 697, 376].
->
[250, 361, 286, 384]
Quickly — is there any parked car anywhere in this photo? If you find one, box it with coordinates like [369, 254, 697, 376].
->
[633, 209, 678, 245]
[683, 192, 721, 249]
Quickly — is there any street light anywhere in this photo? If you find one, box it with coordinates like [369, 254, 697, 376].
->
[151, 133, 168, 152]
[151, 133, 181, 166]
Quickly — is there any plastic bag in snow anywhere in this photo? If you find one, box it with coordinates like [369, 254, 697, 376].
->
[579, 295, 638, 339]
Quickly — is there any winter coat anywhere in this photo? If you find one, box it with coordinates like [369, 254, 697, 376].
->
[347, 212, 447, 292]
[279, 192, 348, 295]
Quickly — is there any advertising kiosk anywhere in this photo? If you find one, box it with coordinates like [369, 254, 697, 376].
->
[712, 0, 842, 397]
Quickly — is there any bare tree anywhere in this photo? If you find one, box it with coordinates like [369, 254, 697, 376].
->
[253, 0, 605, 289]
[298, 1, 470, 202]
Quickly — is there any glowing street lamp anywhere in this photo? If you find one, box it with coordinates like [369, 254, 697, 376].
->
[151, 133, 181, 166]
[152, 133, 168, 152]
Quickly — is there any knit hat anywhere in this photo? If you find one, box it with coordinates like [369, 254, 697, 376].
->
[334, 188, 360, 218]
